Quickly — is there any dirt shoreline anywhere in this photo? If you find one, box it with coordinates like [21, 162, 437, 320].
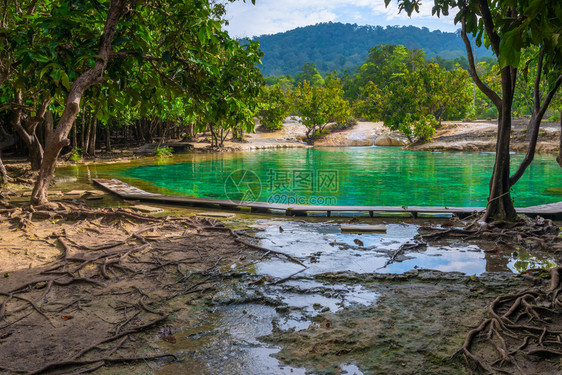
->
[214, 118, 561, 154]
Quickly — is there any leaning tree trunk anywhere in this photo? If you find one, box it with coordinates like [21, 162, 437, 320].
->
[30, 0, 128, 206]
[11, 91, 50, 170]
[558, 110, 562, 168]
[484, 68, 518, 222]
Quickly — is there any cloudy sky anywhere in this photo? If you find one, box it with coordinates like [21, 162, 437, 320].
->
[224, 0, 459, 39]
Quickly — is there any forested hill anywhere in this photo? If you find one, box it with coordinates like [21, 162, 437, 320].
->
[252, 22, 492, 76]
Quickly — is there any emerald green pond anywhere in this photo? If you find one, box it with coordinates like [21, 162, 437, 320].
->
[62, 147, 561, 207]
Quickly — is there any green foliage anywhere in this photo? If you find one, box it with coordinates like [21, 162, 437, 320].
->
[0, 0, 265, 155]
[547, 112, 561, 123]
[293, 75, 352, 143]
[257, 85, 292, 131]
[154, 146, 174, 158]
[253, 22, 492, 76]
[69, 148, 83, 163]
[351, 44, 471, 139]
[295, 63, 325, 86]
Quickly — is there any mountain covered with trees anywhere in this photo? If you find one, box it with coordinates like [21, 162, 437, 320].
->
[252, 22, 492, 76]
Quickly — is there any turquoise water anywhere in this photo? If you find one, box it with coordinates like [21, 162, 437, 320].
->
[99, 147, 561, 208]
[106, 147, 562, 207]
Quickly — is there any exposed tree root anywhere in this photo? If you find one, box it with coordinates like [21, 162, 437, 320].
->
[385, 215, 562, 373]
[454, 267, 562, 374]
[0, 201, 303, 374]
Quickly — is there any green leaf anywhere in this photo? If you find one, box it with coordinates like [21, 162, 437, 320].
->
[60, 71, 70, 90]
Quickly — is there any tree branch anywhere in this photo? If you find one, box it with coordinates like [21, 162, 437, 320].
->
[461, 15, 502, 108]
[148, 59, 187, 94]
[533, 49, 544, 114]
[510, 73, 562, 185]
[478, 0, 501, 56]
[25, 97, 51, 134]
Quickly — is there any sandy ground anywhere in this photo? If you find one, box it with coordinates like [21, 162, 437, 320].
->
[188, 118, 560, 153]
[409, 119, 561, 153]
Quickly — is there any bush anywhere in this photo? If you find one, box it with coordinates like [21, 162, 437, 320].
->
[154, 146, 174, 158]
[485, 107, 498, 119]
[69, 148, 83, 163]
[547, 112, 560, 122]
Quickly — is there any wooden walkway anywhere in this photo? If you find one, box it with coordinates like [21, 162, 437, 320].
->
[93, 178, 562, 219]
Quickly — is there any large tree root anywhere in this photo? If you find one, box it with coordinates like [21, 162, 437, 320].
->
[0, 202, 303, 374]
[381, 215, 562, 373]
[455, 267, 562, 374]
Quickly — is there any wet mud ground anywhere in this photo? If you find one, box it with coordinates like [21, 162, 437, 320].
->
[151, 217, 559, 375]
[1, 190, 560, 374]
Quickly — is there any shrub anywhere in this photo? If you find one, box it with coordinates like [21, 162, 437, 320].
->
[154, 146, 174, 158]
[69, 148, 83, 163]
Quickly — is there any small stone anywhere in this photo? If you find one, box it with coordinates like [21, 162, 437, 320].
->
[65, 190, 87, 195]
[131, 205, 164, 213]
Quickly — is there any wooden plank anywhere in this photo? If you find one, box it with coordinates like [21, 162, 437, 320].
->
[131, 205, 164, 213]
[93, 179, 562, 218]
[341, 224, 387, 233]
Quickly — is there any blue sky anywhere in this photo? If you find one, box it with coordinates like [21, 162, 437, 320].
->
[224, 0, 459, 38]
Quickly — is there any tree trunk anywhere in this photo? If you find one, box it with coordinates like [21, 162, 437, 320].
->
[558, 110, 562, 168]
[44, 110, 53, 146]
[30, 0, 128, 206]
[105, 124, 111, 152]
[88, 116, 97, 156]
[0, 151, 9, 184]
[12, 114, 45, 171]
[11, 91, 49, 170]
[556, 109, 562, 168]
[72, 116, 77, 148]
[187, 123, 194, 139]
[80, 113, 85, 149]
[0, 134, 15, 184]
[84, 110, 91, 154]
[484, 68, 517, 222]
[525, 112, 535, 142]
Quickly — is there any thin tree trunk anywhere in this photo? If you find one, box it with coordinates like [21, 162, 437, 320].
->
[84, 110, 92, 154]
[11, 93, 49, 170]
[105, 124, 111, 152]
[72, 116, 77, 148]
[187, 123, 194, 139]
[556, 109, 562, 168]
[558, 110, 562, 168]
[0, 151, 9, 184]
[31, 0, 128, 205]
[0, 130, 15, 184]
[88, 116, 97, 156]
[80, 113, 85, 149]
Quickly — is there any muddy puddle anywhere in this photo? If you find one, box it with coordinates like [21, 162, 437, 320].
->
[154, 219, 557, 374]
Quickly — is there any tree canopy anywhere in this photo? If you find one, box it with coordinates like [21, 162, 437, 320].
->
[0, 0, 262, 203]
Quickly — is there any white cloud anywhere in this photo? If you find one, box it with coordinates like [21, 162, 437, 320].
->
[224, 0, 458, 38]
